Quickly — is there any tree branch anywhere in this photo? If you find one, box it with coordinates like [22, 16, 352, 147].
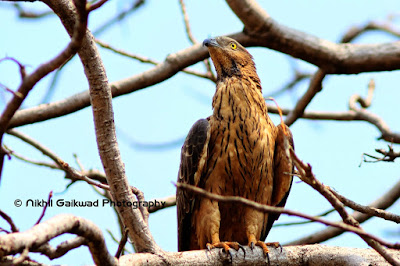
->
[118, 245, 400, 265]
[267, 105, 400, 144]
[42, 0, 162, 254]
[284, 69, 326, 126]
[226, 0, 400, 73]
[176, 183, 399, 250]
[8, 17, 400, 129]
[329, 188, 400, 224]
[290, 149, 400, 265]
[0, 214, 116, 265]
[288, 174, 400, 246]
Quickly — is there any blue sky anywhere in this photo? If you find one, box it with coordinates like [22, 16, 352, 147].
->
[0, 1, 399, 264]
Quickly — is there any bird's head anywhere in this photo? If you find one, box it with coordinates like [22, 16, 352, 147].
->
[203, 36, 257, 81]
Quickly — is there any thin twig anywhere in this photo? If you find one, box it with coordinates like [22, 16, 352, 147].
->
[35, 191, 53, 225]
[177, 0, 216, 81]
[349, 79, 375, 111]
[95, 39, 214, 80]
[274, 209, 335, 227]
[267, 105, 400, 144]
[0, 209, 19, 232]
[176, 182, 400, 250]
[34, 237, 87, 259]
[290, 148, 400, 265]
[87, 0, 109, 12]
[7, 129, 110, 190]
[115, 228, 129, 258]
[93, 0, 145, 36]
[329, 189, 400, 224]
[4, 145, 59, 169]
[0, 0, 88, 180]
[341, 21, 400, 43]
[178, 0, 197, 44]
[12, 3, 53, 19]
[148, 195, 176, 213]
[284, 69, 326, 126]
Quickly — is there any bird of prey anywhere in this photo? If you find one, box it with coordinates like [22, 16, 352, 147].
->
[176, 36, 294, 255]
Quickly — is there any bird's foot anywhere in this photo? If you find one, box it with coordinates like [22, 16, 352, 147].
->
[267, 241, 282, 252]
[206, 241, 241, 253]
[206, 241, 242, 262]
[249, 240, 270, 256]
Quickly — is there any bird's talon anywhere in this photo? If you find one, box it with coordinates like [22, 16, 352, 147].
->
[266, 252, 271, 265]
[250, 241, 255, 250]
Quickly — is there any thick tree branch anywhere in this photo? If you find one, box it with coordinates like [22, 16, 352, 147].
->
[0, 214, 116, 265]
[8, 16, 400, 129]
[118, 245, 400, 266]
[43, 0, 162, 254]
[226, 0, 400, 73]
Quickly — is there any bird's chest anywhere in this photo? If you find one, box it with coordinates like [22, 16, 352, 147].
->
[205, 110, 275, 200]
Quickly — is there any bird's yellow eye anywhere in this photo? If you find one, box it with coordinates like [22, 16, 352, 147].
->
[230, 43, 237, 50]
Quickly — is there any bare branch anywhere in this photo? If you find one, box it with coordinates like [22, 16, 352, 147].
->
[178, 0, 197, 44]
[43, 0, 163, 254]
[0, 0, 88, 180]
[0, 214, 116, 265]
[288, 177, 400, 246]
[34, 237, 87, 259]
[349, 79, 375, 111]
[0, 0, 87, 136]
[226, 0, 400, 73]
[87, 0, 109, 12]
[93, 0, 145, 36]
[330, 188, 400, 224]
[284, 69, 326, 126]
[7, 129, 109, 190]
[362, 146, 400, 163]
[95, 38, 214, 80]
[341, 21, 400, 43]
[11, 3, 53, 19]
[176, 183, 400, 250]
[119, 245, 400, 265]
[290, 148, 400, 265]
[9, 19, 400, 129]
[267, 69, 312, 97]
[115, 229, 128, 258]
[4, 145, 59, 169]
[148, 195, 176, 213]
[0, 210, 19, 233]
[34, 191, 53, 225]
[267, 105, 400, 144]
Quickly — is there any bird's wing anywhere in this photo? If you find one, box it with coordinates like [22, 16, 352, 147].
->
[261, 124, 294, 241]
[176, 118, 210, 251]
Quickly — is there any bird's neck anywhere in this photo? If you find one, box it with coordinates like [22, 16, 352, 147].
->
[212, 75, 268, 121]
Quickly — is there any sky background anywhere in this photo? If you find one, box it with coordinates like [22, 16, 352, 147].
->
[0, 1, 399, 265]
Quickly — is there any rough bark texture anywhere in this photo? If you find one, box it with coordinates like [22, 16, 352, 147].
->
[118, 245, 400, 266]
[43, 0, 161, 254]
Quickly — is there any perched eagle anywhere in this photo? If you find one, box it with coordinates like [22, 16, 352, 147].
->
[176, 36, 294, 255]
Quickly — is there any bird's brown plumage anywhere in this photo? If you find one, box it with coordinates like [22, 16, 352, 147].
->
[177, 36, 294, 253]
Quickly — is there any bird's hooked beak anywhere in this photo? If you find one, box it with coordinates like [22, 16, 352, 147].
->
[203, 38, 220, 48]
